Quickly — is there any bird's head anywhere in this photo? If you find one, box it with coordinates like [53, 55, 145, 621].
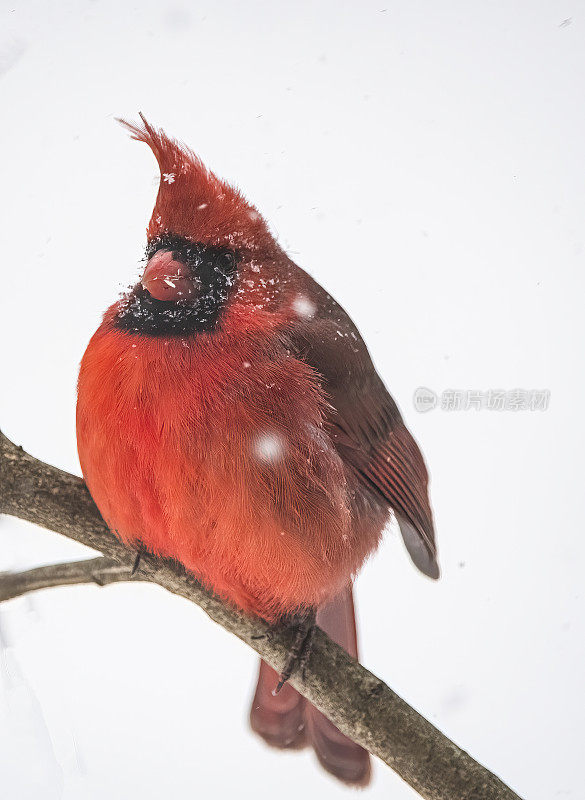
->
[114, 115, 292, 337]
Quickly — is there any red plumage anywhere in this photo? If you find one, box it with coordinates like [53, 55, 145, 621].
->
[121, 116, 274, 251]
[76, 117, 438, 785]
[77, 315, 373, 619]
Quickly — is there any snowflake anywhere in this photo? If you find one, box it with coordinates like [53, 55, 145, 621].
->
[253, 432, 284, 463]
[162, 172, 176, 184]
[292, 294, 316, 318]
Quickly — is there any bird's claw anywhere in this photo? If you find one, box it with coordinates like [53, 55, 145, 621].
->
[273, 608, 316, 694]
[130, 545, 146, 577]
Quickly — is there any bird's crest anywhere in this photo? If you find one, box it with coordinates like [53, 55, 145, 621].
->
[118, 114, 267, 249]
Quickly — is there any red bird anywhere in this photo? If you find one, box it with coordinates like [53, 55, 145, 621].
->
[76, 116, 439, 786]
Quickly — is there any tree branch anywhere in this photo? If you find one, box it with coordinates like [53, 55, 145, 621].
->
[0, 429, 523, 800]
[0, 556, 134, 602]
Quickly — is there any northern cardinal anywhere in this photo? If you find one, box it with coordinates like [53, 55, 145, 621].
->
[76, 116, 439, 786]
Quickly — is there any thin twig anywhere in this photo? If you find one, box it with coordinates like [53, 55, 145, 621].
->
[0, 556, 134, 602]
[0, 429, 523, 800]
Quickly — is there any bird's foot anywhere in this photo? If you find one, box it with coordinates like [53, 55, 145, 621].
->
[273, 608, 316, 695]
[130, 543, 146, 577]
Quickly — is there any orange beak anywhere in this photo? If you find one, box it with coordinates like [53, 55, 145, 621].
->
[141, 250, 200, 302]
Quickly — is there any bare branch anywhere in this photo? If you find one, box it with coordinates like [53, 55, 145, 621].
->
[0, 429, 523, 800]
[0, 557, 135, 602]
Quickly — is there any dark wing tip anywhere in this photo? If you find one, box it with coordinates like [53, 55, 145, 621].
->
[424, 559, 441, 581]
[397, 516, 441, 580]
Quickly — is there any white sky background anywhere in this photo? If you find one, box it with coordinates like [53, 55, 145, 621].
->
[0, 1, 583, 798]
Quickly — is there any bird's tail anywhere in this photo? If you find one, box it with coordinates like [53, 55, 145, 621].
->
[249, 586, 371, 786]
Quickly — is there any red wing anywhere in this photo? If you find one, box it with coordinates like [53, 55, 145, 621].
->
[336, 415, 439, 578]
[289, 304, 439, 579]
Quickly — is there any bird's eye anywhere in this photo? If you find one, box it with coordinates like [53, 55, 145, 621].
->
[215, 251, 235, 272]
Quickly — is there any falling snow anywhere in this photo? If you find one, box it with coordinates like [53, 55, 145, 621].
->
[253, 432, 284, 463]
[2, 7, 580, 800]
[292, 294, 316, 318]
